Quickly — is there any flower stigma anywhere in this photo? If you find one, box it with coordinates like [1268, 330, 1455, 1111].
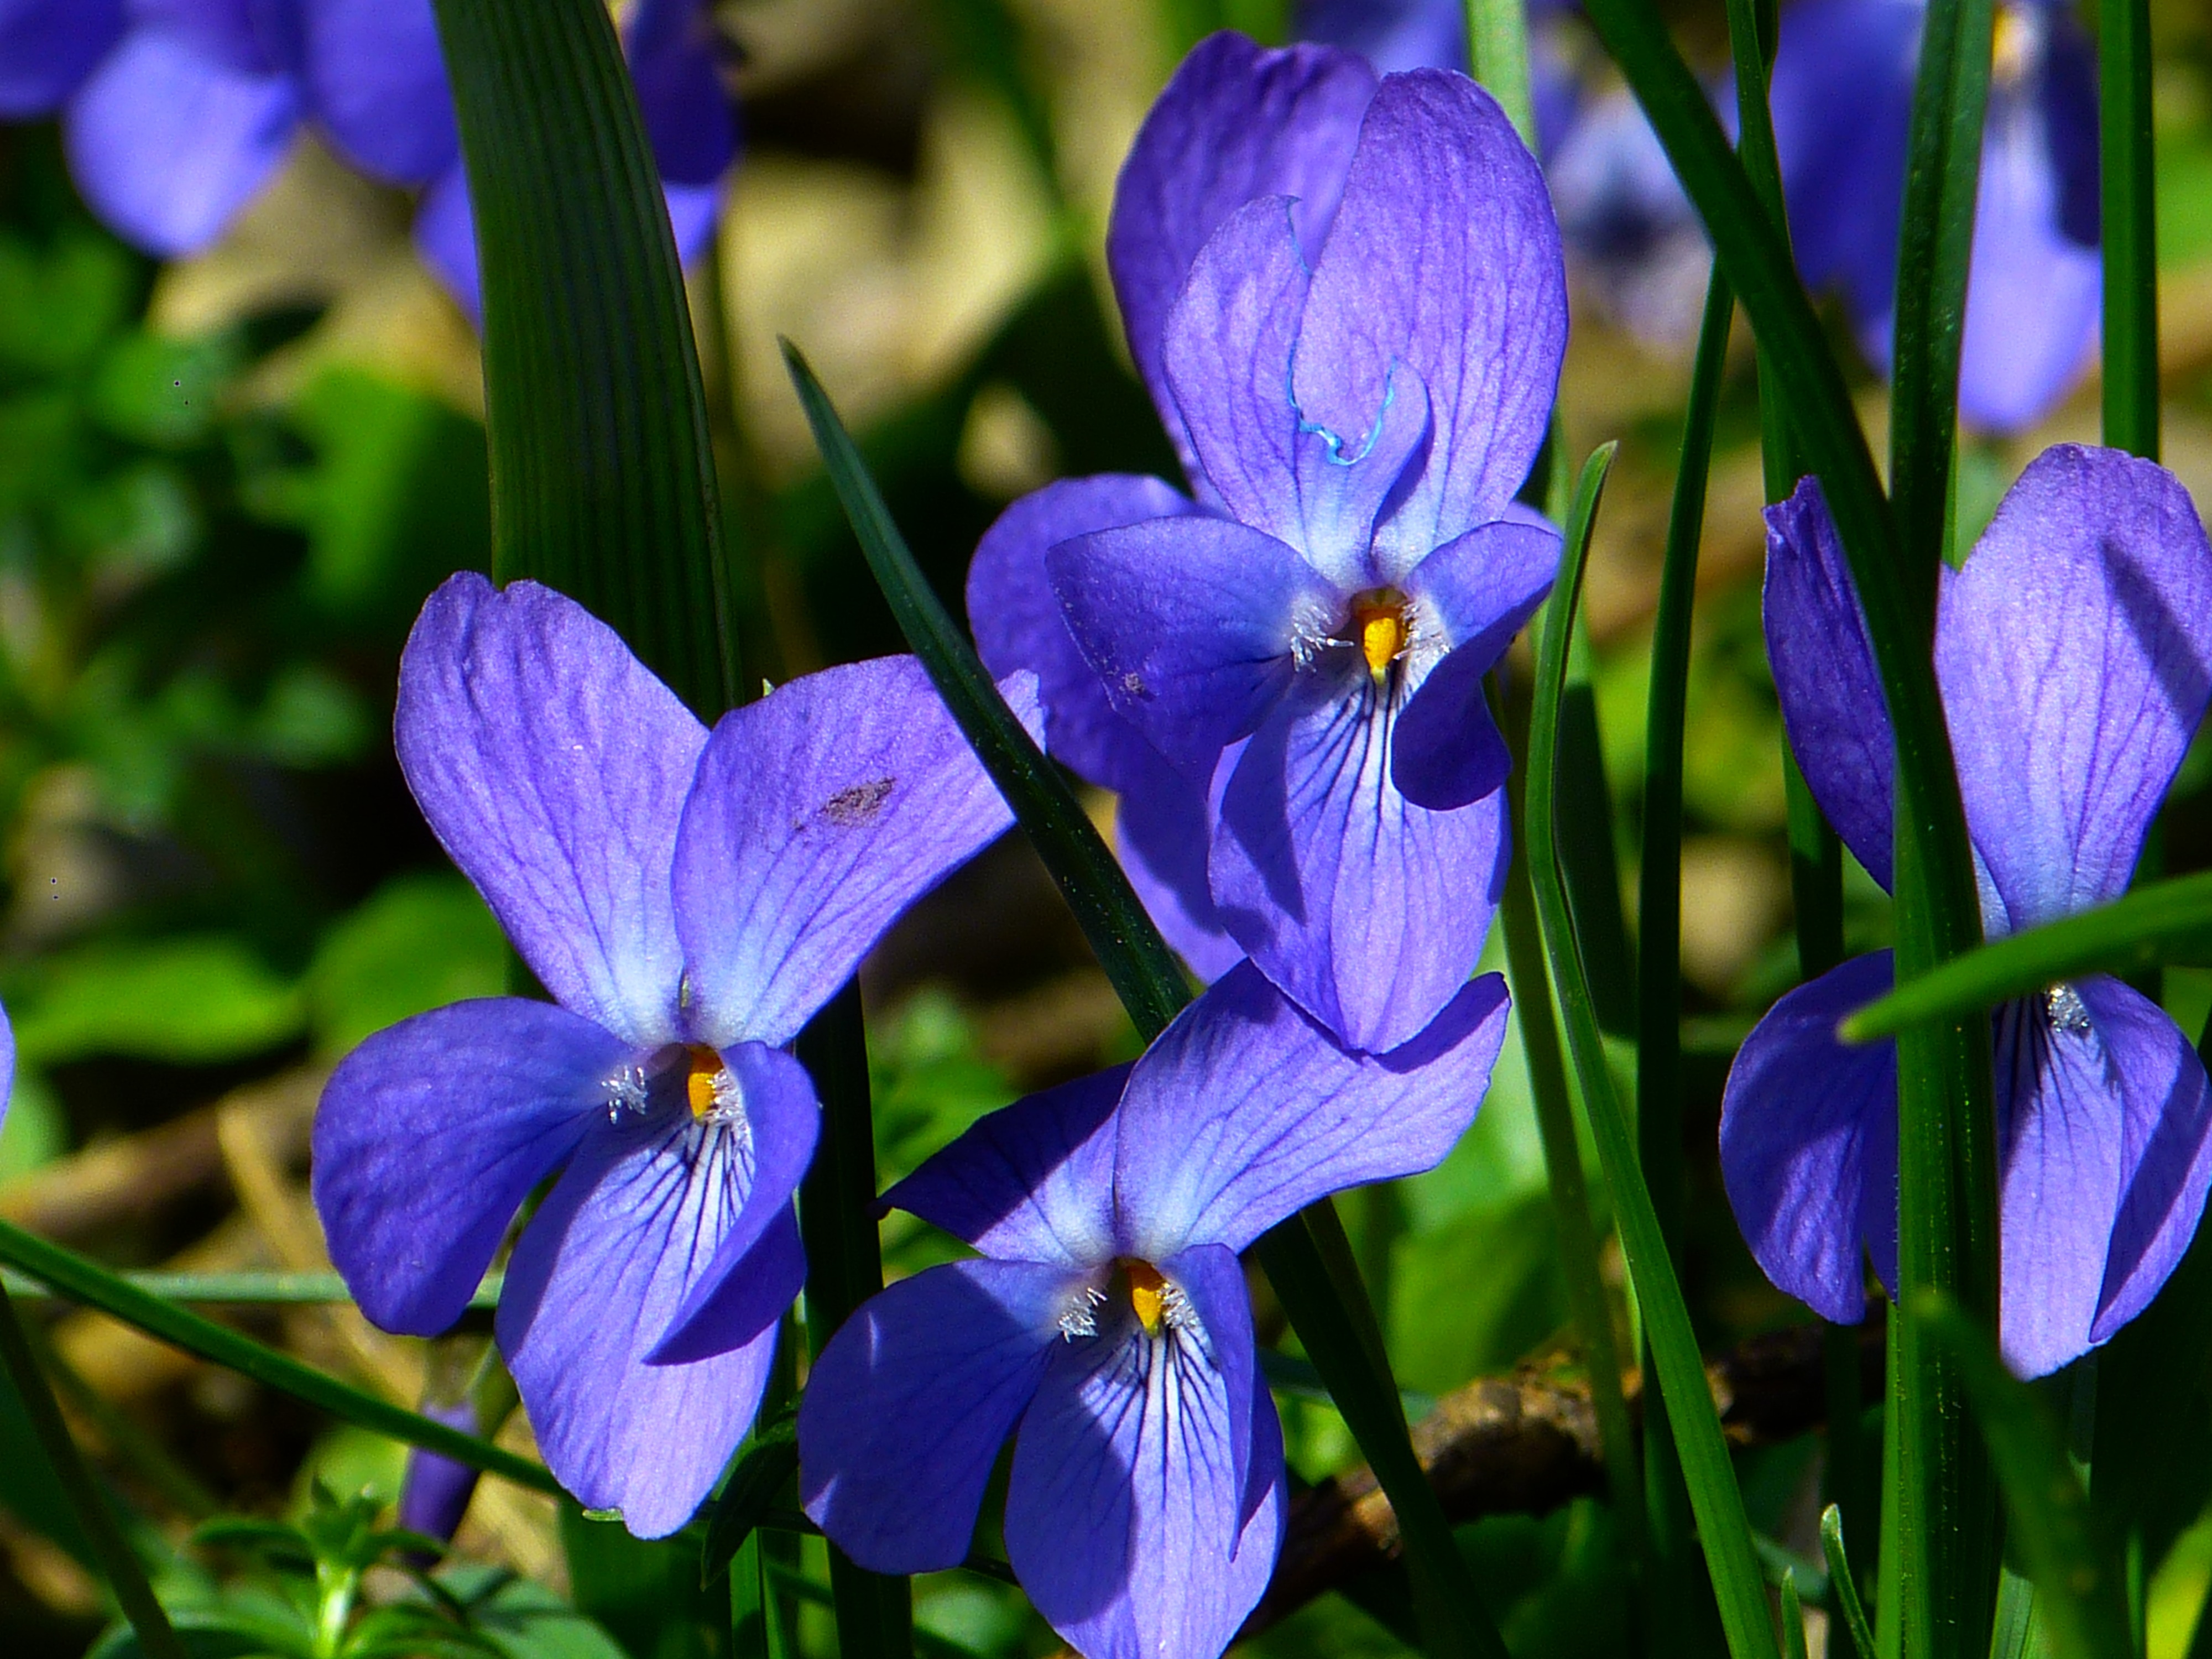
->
[1115, 1256, 1193, 1337]
[684, 1045, 746, 1124]
[1348, 588, 1410, 679]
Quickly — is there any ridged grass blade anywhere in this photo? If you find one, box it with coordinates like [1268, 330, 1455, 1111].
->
[780, 341, 1189, 1038]
[795, 984, 915, 1659]
[1914, 1296, 2134, 1659]
[0, 1282, 183, 1659]
[784, 341, 1513, 1659]
[1822, 1505, 1879, 1659]
[2101, 0, 2160, 460]
[1842, 870, 2212, 1040]
[1528, 445, 1778, 1659]
[0, 1218, 557, 1496]
[430, 0, 736, 718]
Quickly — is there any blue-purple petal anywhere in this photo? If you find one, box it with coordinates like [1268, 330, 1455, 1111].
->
[1112, 961, 1510, 1258]
[671, 656, 1030, 1049]
[296, 0, 456, 185]
[412, 161, 481, 320]
[312, 997, 617, 1337]
[1117, 751, 1245, 983]
[395, 574, 704, 1047]
[625, 0, 735, 189]
[0, 0, 123, 117]
[1297, 0, 1464, 75]
[397, 1400, 481, 1544]
[800, 1259, 1069, 1573]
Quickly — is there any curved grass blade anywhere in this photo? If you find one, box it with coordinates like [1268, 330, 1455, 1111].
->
[1842, 869, 2212, 1041]
[1528, 445, 1778, 1659]
[0, 1281, 184, 1659]
[1822, 1504, 1879, 1659]
[2101, 0, 2159, 460]
[1913, 1295, 2134, 1659]
[0, 1219, 557, 1497]
[430, 0, 737, 718]
[782, 341, 1512, 1659]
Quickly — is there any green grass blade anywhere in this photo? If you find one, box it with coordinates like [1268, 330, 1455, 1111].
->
[784, 339, 1513, 1659]
[1464, 0, 1537, 147]
[795, 983, 915, 1659]
[2101, 0, 2159, 459]
[1843, 870, 2212, 1040]
[1782, 1571, 1812, 1659]
[1914, 1296, 2134, 1659]
[0, 1219, 558, 1497]
[1, 1271, 502, 1308]
[780, 340, 1189, 1039]
[0, 1282, 184, 1659]
[1528, 445, 1778, 1659]
[699, 1415, 800, 1590]
[430, 0, 736, 718]
[1557, 639, 1635, 1040]
[1821, 1505, 1879, 1659]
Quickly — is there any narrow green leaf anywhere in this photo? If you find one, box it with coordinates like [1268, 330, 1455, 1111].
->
[561, 1505, 719, 1659]
[1842, 870, 2212, 1041]
[1463, 0, 1537, 147]
[1557, 640, 1635, 1040]
[0, 1219, 557, 1496]
[1782, 1571, 1812, 1659]
[1821, 1504, 1879, 1659]
[430, 0, 736, 718]
[1914, 1295, 2134, 1659]
[0, 1282, 184, 1659]
[785, 339, 1513, 1659]
[1527, 445, 1778, 1659]
[2100, 0, 2159, 460]
[698, 1416, 800, 1590]
[1, 1270, 501, 1308]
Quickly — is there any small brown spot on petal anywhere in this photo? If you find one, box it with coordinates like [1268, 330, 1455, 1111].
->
[820, 778, 894, 827]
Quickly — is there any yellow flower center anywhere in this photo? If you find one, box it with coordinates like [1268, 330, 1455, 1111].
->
[1992, 3, 2032, 85]
[1350, 588, 1409, 677]
[684, 1046, 726, 1120]
[1120, 1258, 1171, 1335]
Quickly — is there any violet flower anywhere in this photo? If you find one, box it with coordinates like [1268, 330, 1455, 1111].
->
[314, 573, 1035, 1537]
[0, 0, 735, 319]
[799, 962, 1510, 1659]
[970, 33, 1564, 1052]
[1722, 445, 2212, 1377]
[1770, 0, 2101, 433]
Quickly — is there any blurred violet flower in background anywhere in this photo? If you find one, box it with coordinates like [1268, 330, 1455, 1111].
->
[314, 573, 1034, 1536]
[395, 1397, 481, 1546]
[0, 0, 736, 319]
[1771, 0, 2101, 431]
[971, 35, 1563, 1052]
[799, 961, 1511, 1659]
[1721, 445, 2212, 1378]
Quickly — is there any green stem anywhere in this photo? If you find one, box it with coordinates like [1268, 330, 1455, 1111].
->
[2099, 0, 2159, 462]
[1463, 0, 1537, 147]
[0, 1281, 185, 1659]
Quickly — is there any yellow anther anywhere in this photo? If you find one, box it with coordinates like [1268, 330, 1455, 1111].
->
[1121, 1258, 1170, 1335]
[1992, 4, 2031, 85]
[1350, 588, 1409, 677]
[684, 1046, 724, 1120]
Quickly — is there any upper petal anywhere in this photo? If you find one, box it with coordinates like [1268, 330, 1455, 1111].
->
[1211, 676, 1511, 1050]
[1048, 514, 1332, 778]
[1937, 446, 2212, 929]
[1107, 32, 1376, 462]
[395, 574, 704, 1047]
[799, 1259, 1069, 1573]
[1112, 961, 1510, 1258]
[1005, 1281, 1286, 1659]
[1295, 69, 1566, 568]
[312, 997, 617, 1337]
[62, 23, 297, 256]
[0, 0, 123, 116]
[886, 1065, 1127, 1269]
[296, 0, 457, 185]
[967, 473, 1199, 794]
[1719, 953, 1900, 1325]
[672, 656, 1029, 1048]
[497, 1111, 798, 1537]
[1762, 476, 1897, 890]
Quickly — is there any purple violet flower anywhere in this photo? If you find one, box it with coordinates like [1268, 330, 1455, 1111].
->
[1723, 444, 2212, 1378]
[799, 961, 1511, 1659]
[969, 33, 1565, 1052]
[0, 0, 735, 319]
[313, 573, 1036, 1537]
[1771, 0, 2101, 433]
[395, 1397, 481, 1546]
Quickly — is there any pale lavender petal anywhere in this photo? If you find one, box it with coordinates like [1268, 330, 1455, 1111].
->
[62, 23, 297, 257]
[672, 656, 1032, 1049]
[395, 574, 704, 1047]
[1719, 953, 1898, 1324]
[1048, 515, 1332, 778]
[1937, 446, 2212, 930]
[498, 1110, 797, 1538]
[1295, 70, 1566, 568]
[1005, 1272, 1285, 1659]
[886, 1066, 1126, 1267]
[312, 998, 618, 1337]
[1107, 33, 1376, 453]
[0, 997, 12, 1138]
[1117, 752, 1245, 983]
[967, 473, 1199, 794]
[800, 1259, 1069, 1573]
[0, 0, 123, 116]
[1762, 476, 1896, 890]
[664, 178, 721, 267]
[297, 0, 456, 185]
[1211, 676, 1511, 1051]
[625, 0, 735, 189]
[1112, 961, 1510, 1257]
